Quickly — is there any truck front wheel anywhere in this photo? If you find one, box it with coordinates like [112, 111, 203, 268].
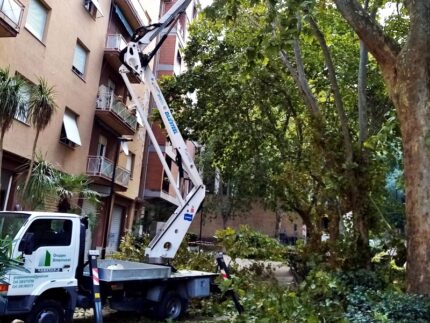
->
[155, 291, 188, 321]
[26, 299, 65, 323]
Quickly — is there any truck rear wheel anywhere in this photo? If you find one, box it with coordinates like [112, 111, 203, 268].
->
[26, 299, 65, 323]
[155, 291, 188, 321]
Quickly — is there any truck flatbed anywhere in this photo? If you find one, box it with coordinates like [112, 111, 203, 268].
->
[86, 260, 172, 282]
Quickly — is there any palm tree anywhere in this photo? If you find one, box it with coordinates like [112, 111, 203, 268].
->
[21, 157, 57, 210]
[0, 238, 25, 280]
[23, 78, 57, 193]
[22, 155, 99, 211]
[56, 172, 100, 213]
[0, 68, 24, 194]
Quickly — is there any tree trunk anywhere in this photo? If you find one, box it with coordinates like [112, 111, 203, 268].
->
[274, 206, 282, 238]
[0, 130, 5, 197]
[222, 213, 228, 229]
[358, 41, 369, 145]
[328, 202, 341, 268]
[23, 130, 40, 193]
[393, 22, 430, 293]
[335, 0, 430, 293]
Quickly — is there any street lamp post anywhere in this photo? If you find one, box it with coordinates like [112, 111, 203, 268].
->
[101, 136, 132, 258]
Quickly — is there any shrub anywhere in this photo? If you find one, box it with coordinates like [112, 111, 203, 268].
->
[112, 232, 216, 272]
[111, 233, 149, 262]
[299, 269, 346, 322]
[373, 291, 430, 322]
[215, 226, 287, 261]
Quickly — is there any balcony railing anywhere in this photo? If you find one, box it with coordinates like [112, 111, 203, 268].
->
[0, 0, 24, 36]
[87, 156, 130, 187]
[96, 85, 137, 132]
[105, 34, 127, 51]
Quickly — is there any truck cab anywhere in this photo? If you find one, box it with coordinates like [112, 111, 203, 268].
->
[0, 212, 83, 322]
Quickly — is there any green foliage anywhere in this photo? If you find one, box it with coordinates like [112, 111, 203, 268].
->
[0, 239, 26, 281]
[20, 155, 100, 211]
[299, 269, 346, 321]
[111, 233, 149, 262]
[112, 233, 216, 272]
[203, 264, 430, 322]
[172, 236, 216, 272]
[21, 157, 58, 209]
[28, 78, 57, 131]
[23, 77, 58, 193]
[165, 0, 401, 270]
[215, 226, 287, 261]
[110, 228, 427, 322]
[0, 67, 25, 134]
[346, 288, 430, 322]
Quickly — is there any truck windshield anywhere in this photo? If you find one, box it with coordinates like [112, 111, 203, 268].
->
[0, 213, 30, 240]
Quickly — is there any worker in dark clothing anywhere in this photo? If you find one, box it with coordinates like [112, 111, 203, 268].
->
[57, 220, 72, 246]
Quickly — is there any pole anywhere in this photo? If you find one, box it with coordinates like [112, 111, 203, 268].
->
[101, 139, 121, 259]
[216, 253, 244, 314]
[88, 250, 104, 323]
[199, 205, 204, 241]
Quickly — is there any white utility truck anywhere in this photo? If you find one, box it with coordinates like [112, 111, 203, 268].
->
[0, 0, 228, 322]
[0, 212, 216, 322]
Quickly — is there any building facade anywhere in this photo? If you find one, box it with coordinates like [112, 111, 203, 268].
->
[0, 0, 160, 254]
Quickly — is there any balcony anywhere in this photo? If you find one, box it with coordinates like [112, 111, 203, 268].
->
[0, 0, 24, 37]
[114, 0, 145, 30]
[96, 85, 137, 135]
[104, 34, 139, 83]
[106, 34, 127, 52]
[87, 156, 130, 190]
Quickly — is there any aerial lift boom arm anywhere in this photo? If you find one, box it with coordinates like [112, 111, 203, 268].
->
[120, 0, 205, 264]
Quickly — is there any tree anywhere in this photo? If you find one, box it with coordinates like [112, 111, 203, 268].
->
[167, 2, 395, 266]
[22, 156, 99, 211]
[333, 0, 430, 296]
[204, 0, 428, 293]
[55, 172, 99, 213]
[0, 68, 24, 195]
[23, 78, 57, 193]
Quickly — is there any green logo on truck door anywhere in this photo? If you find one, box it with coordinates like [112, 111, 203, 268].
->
[39, 251, 51, 266]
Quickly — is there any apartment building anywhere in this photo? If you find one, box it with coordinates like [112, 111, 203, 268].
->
[138, 0, 199, 233]
[85, 1, 160, 254]
[0, 0, 160, 254]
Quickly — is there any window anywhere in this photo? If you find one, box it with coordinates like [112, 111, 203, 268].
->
[26, 219, 72, 250]
[83, 0, 104, 18]
[97, 135, 107, 157]
[25, 0, 48, 41]
[1, 0, 23, 25]
[15, 82, 31, 123]
[126, 153, 135, 179]
[162, 157, 172, 192]
[72, 42, 88, 78]
[60, 108, 82, 148]
[174, 51, 182, 75]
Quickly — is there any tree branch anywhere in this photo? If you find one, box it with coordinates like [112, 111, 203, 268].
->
[280, 46, 321, 118]
[308, 16, 354, 163]
[334, 0, 400, 77]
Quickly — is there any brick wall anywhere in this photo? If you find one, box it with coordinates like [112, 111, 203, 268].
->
[189, 202, 305, 239]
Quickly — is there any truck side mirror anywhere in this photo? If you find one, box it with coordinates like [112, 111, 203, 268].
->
[18, 232, 35, 255]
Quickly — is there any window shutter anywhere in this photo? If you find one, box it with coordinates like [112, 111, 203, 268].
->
[25, 0, 47, 40]
[73, 44, 87, 75]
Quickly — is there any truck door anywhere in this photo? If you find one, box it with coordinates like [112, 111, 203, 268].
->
[8, 218, 77, 296]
